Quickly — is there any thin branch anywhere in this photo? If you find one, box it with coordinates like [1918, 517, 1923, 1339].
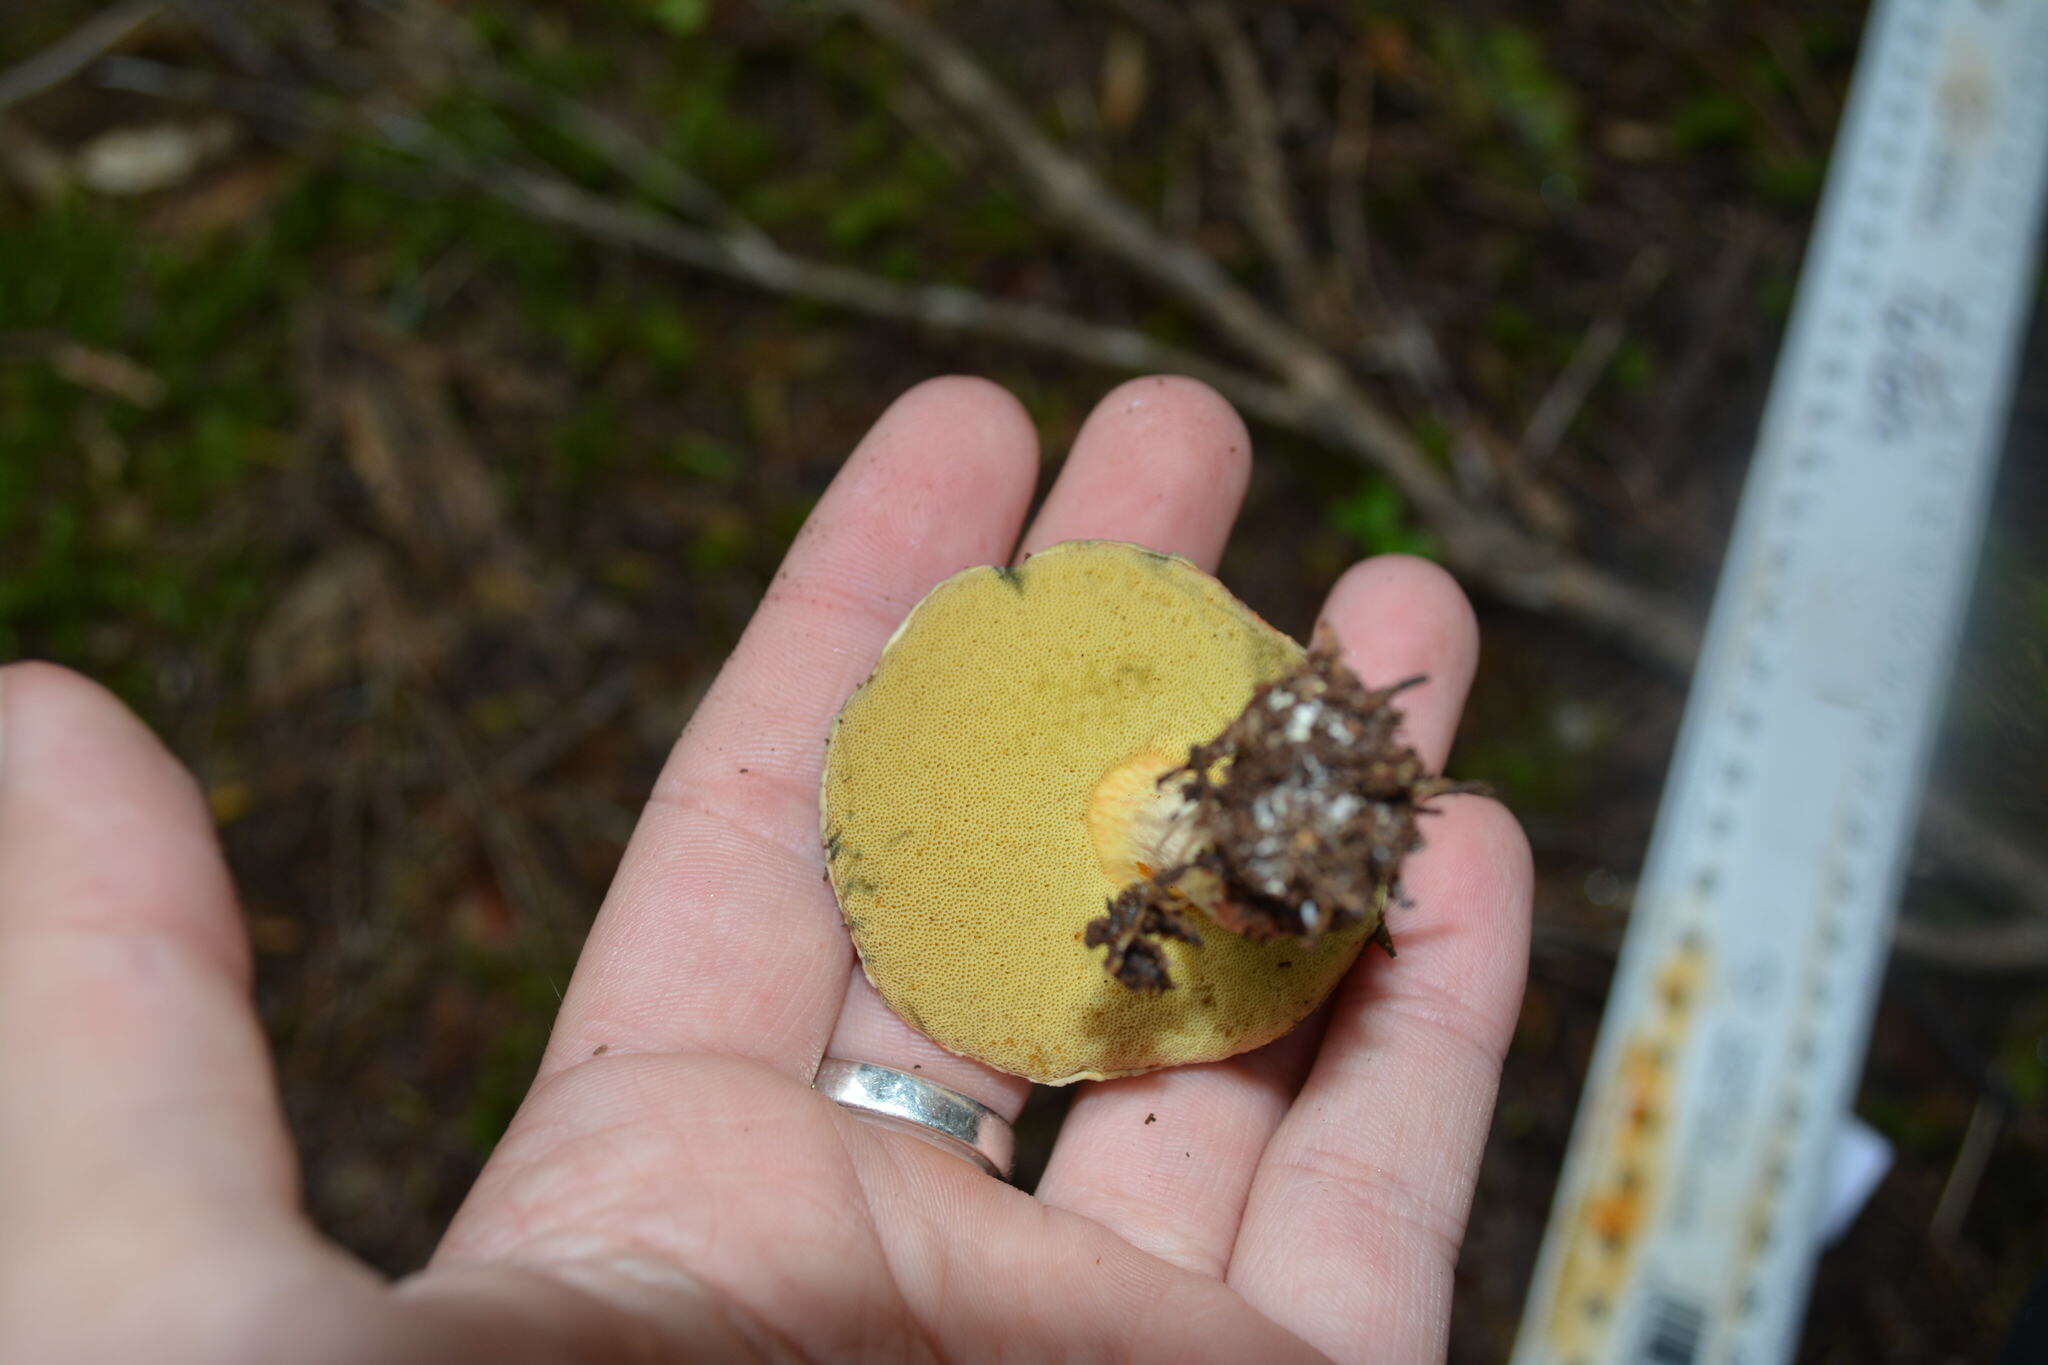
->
[830, 0, 1457, 515]
[170, 0, 282, 79]
[485, 166, 1320, 431]
[1326, 54, 1375, 319]
[470, 69, 775, 252]
[1191, 2, 1318, 323]
[363, 102, 1322, 427]
[1647, 213, 1767, 478]
[878, 75, 983, 171]
[0, 1, 163, 115]
[827, 0, 1690, 657]
[1522, 317, 1626, 465]
[506, 115, 1706, 676]
[1893, 914, 2048, 972]
[486, 669, 635, 790]
[107, 49, 2048, 934]
[1918, 799, 2048, 936]
[547, 10, 2048, 932]
[1095, 0, 1191, 50]
[1522, 249, 1669, 465]
[97, 59, 1301, 424]
[391, 0, 778, 253]
[1930, 1095, 2002, 1245]
[405, 683, 578, 942]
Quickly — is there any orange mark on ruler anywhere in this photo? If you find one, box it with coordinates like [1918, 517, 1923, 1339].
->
[1545, 933, 1707, 1358]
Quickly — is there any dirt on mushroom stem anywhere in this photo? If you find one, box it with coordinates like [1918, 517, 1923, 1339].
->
[1085, 642, 1483, 992]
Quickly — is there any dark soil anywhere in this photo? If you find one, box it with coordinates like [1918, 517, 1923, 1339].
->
[3, 1, 2043, 1359]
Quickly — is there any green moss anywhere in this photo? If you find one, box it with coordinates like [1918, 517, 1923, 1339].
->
[828, 178, 928, 249]
[686, 511, 756, 571]
[456, 948, 564, 1155]
[651, 51, 783, 187]
[665, 433, 746, 483]
[1413, 415, 1455, 464]
[1668, 91, 1754, 153]
[1610, 338, 1659, 393]
[1430, 19, 1582, 182]
[552, 399, 625, 487]
[1329, 477, 1439, 560]
[649, 0, 712, 37]
[0, 198, 293, 697]
[1485, 302, 1541, 355]
[637, 304, 702, 376]
[1748, 149, 1826, 208]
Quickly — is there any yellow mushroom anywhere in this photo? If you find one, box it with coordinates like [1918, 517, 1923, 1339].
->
[821, 539, 1455, 1084]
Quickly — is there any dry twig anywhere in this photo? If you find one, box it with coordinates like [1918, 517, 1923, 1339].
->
[1326, 54, 1375, 319]
[831, 0, 1694, 659]
[430, 133, 1295, 406]
[1647, 214, 1768, 481]
[0, 1, 164, 115]
[487, 670, 636, 790]
[1191, 2, 1319, 323]
[1098, 0, 1190, 50]
[1522, 248, 1669, 465]
[92, 20, 2048, 943]
[1930, 1096, 2003, 1245]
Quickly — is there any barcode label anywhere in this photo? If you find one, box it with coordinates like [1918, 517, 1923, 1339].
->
[1638, 1293, 1707, 1365]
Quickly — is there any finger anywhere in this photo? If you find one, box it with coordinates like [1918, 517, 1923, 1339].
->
[1035, 557, 1480, 1273]
[1014, 373, 1252, 562]
[822, 375, 1254, 1122]
[538, 378, 1041, 1083]
[1229, 798, 1533, 1361]
[0, 665, 299, 1259]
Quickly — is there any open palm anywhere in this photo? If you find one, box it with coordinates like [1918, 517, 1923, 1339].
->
[0, 377, 1530, 1363]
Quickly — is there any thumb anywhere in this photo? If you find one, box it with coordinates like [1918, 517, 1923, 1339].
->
[0, 664, 305, 1336]
[0, 664, 769, 1365]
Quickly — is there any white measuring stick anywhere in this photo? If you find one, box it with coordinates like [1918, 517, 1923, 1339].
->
[1512, 0, 2048, 1361]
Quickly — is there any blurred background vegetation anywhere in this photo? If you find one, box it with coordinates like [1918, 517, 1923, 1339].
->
[3, 1, 2044, 1358]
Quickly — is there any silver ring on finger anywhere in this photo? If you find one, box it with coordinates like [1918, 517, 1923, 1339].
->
[812, 1059, 1015, 1179]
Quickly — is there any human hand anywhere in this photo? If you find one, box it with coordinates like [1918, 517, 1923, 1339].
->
[0, 376, 1531, 1363]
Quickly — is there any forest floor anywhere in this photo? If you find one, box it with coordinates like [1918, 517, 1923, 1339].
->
[4, 1, 2045, 1359]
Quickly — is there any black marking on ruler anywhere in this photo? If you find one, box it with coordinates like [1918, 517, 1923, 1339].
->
[1637, 1292, 1708, 1365]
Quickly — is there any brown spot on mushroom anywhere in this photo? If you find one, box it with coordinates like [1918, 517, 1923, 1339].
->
[1084, 883, 1201, 992]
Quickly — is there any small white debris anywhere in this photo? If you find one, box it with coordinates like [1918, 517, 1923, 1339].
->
[1285, 705, 1317, 744]
[76, 120, 235, 196]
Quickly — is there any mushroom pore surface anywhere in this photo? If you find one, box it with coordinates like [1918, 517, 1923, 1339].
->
[820, 539, 1371, 1084]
